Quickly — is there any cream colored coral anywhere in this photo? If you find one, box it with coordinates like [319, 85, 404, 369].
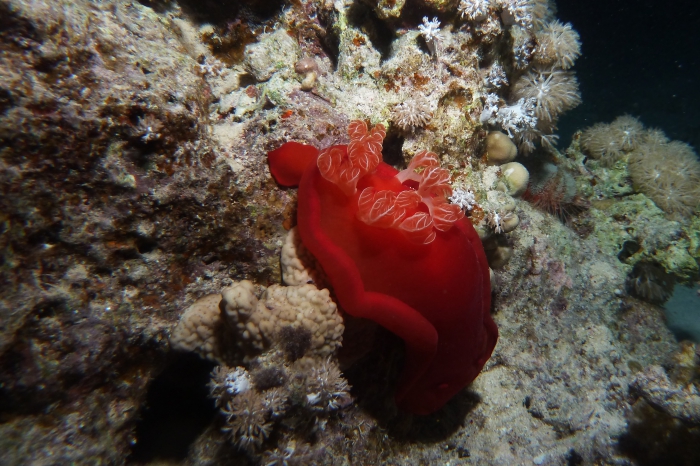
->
[500, 162, 529, 197]
[170, 294, 224, 361]
[257, 285, 344, 357]
[220, 280, 344, 358]
[281, 227, 325, 287]
[221, 280, 263, 351]
[485, 131, 517, 165]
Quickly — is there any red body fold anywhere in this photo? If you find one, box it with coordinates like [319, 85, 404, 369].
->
[268, 140, 497, 415]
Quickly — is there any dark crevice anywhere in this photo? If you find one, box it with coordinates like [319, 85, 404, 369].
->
[381, 128, 405, 168]
[346, 2, 395, 62]
[618, 240, 641, 262]
[317, 18, 340, 70]
[128, 353, 217, 463]
[0, 303, 141, 419]
[618, 402, 700, 466]
[176, 0, 284, 26]
[135, 0, 174, 14]
[135, 237, 158, 254]
[25, 221, 63, 249]
[626, 261, 674, 304]
[238, 73, 257, 88]
[174, 0, 284, 65]
[566, 449, 584, 466]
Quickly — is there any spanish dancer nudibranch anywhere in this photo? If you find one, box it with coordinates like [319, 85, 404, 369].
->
[268, 120, 498, 414]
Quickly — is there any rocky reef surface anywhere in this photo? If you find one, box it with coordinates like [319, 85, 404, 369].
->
[1, 0, 698, 465]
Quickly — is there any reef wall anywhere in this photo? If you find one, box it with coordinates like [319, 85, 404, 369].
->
[0, 0, 698, 464]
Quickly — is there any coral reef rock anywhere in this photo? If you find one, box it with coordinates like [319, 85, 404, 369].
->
[1, 0, 698, 464]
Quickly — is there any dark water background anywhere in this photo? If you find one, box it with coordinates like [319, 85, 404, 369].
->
[556, 0, 700, 151]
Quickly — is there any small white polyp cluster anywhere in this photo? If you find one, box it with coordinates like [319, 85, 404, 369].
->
[481, 94, 538, 138]
[224, 367, 252, 395]
[450, 188, 477, 212]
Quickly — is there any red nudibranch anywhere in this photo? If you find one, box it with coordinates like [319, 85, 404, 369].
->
[268, 120, 498, 414]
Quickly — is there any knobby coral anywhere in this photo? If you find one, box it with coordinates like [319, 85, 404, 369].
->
[280, 226, 325, 287]
[170, 294, 225, 361]
[172, 277, 345, 366]
[221, 281, 344, 359]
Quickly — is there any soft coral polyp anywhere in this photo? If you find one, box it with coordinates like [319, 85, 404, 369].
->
[267, 121, 497, 414]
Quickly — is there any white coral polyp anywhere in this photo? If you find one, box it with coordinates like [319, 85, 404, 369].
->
[458, 0, 491, 21]
[450, 188, 477, 211]
[305, 358, 351, 411]
[392, 98, 432, 132]
[418, 16, 441, 43]
[487, 211, 504, 233]
[485, 63, 508, 89]
[418, 16, 441, 55]
[512, 68, 581, 122]
[225, 367, 252, 395]
[481, 93, 538, 138]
